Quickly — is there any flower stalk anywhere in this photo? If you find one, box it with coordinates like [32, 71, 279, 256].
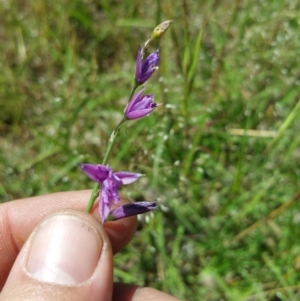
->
[85, 84, 139, 213]
[83, 20, 173, 220]
[85, 117, 126, 213]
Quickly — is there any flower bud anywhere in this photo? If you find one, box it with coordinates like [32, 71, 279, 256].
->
[124, 88, 157, 120]
[151, 20, 173, 40]
[135, 46, 160, 85]
[109, 202, 158, 220]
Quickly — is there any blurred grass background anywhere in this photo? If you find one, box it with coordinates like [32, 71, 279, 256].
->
[1, 0, 300, 300]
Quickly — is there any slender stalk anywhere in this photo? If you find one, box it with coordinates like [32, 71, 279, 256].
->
[86, 183, 99, 213]
[85, 83, 139, 213]
[85, 118, 126, 213]
[102, 117, 126, 165]
[128, 82, 139, 102]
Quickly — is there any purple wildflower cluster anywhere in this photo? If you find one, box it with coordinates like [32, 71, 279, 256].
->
[81, 164, 144, 222]
[81, 22, 172, 223]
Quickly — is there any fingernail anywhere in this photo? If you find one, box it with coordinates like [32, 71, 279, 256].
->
[26, 214, 103, 285]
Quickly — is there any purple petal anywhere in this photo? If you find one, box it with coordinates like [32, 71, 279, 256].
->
[138, 70, 154, 84]
[125, 92, 157, 120]
[131, 95, 154, 110]
[126, 108, 156, 120]
[125, 88, 144, 115]
[113, 172, 144, 185]
[142, 50, 160, 74]
[99, 182, 112, 223]
[81, 164, 111, 183]
[109, 202, 158, 220]
[111, 185, 121, 205]
[148, 49, 160, 61]
[105, 176, 121, 202]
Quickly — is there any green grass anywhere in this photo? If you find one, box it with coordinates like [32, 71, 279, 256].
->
[1, 0, 300, 300]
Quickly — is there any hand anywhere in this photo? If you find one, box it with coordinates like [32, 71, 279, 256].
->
[0, 190, 180, 301]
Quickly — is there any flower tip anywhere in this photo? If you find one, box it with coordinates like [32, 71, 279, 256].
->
[147, 202, 159, 210]
[151, 20, 173, 40]
[108, 201, 158, 221]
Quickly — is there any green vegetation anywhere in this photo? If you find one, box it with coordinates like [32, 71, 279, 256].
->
[1, 0, 300, 299]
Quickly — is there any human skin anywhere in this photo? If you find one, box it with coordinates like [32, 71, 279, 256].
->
[0, 190, 180, 301]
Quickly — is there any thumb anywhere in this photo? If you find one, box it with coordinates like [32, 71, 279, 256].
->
[0, 209, 113, 301]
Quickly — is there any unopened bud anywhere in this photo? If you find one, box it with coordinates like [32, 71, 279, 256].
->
[143, 20, 173, 52]
[151, 20, 173, 40]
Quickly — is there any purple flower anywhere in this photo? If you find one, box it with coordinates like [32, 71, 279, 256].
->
[108, 202, 158, 221]
[135, 46, 160, 84]
[125, 88, 158, 120]
[81, 164, 143, 222]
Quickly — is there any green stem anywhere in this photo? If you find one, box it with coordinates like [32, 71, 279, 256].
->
[86, 183, 99, 213]
[102, 118, 126, 165]
[85, 83, 139, 213]
[128, 82, 139, 102]
[85, 118, 126, 213]
[141, 44, 147, 59]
